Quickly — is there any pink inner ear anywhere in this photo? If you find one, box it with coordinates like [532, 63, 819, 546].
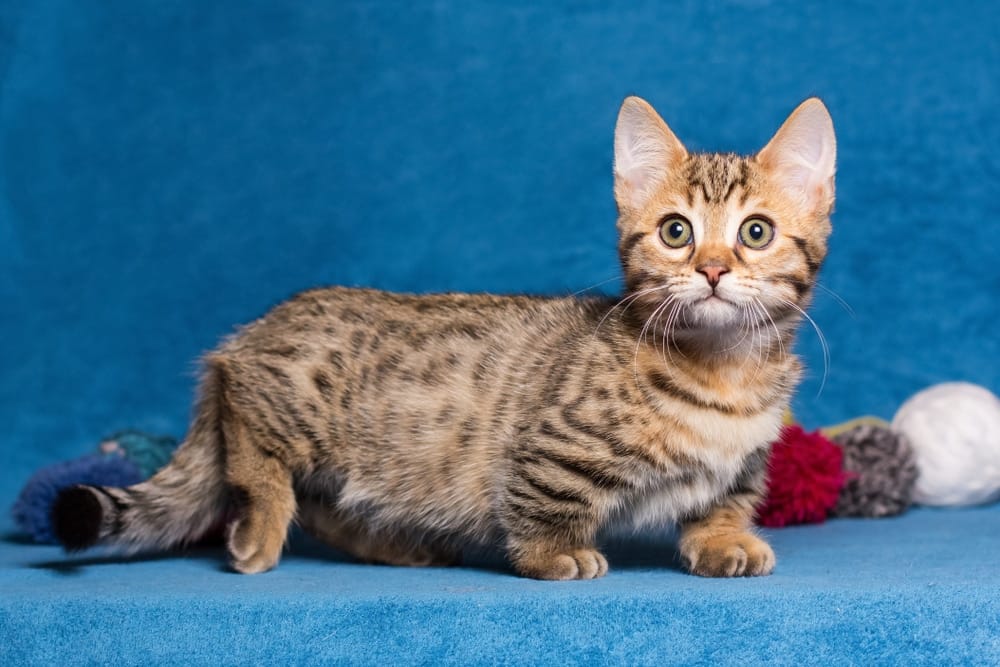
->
[772, 160, 832, 210]
[621, 162, 657, 195]
[615, 123, 672, 193]
[790, 132, 824, 166]
[782, 160, 815, 192]
[758, 100, 836, 208]
[811, 181, 829, 203]
[613, 97, 688, 210]
[761, 117, 835, 208]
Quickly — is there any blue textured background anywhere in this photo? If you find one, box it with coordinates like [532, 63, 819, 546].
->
[2, 1, 998, 664]
[2, 0, 999, 498]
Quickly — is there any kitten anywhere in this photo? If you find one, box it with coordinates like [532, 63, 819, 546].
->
[52, 96, 835, 579]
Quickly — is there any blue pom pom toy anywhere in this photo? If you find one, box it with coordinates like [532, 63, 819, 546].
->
[11, 430, 178, 544]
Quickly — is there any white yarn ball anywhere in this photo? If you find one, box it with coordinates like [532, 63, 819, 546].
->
[892, 382, 1000, 506]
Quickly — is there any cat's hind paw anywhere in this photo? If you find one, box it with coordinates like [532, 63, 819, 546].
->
[226, 516, 284, 574]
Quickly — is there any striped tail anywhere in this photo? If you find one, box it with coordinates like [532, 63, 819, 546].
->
[52, 369, 229, 553]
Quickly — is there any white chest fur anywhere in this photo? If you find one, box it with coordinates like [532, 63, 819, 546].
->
[621, 404, 784, 529]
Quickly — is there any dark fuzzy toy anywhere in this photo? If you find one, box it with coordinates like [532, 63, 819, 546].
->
[10, 431, 177, 544]
[830, 424, 918, 518]
[11, 454, 141, 544]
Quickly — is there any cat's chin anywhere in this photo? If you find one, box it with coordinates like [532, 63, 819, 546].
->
[684, 296, 743, 328]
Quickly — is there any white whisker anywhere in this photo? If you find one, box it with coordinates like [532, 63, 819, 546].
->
[650, 297, 676, 368]
[660, 301, 679, 366]
[746, 299, 766, 386]
[756, 297, 786, 360]
[593, 284, 672, 339]
[663, 299, 689, 361]
[571, 276, 623, 298]
[777, 298, 830, 396]
[815, 282, 855, 318]
[633, 295, 674, 386]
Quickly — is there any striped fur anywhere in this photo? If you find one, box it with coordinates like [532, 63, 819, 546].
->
[52, 97, 835, 579]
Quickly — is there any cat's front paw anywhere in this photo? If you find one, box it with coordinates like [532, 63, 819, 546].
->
[679, 531, 775, 577]
[512, 546, 609, 580]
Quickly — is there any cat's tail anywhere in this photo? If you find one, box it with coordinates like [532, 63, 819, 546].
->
[52, 365, 229, 553]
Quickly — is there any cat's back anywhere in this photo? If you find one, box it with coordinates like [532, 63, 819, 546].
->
[219, 286, 610, 356]
[209, 286, 618, 430]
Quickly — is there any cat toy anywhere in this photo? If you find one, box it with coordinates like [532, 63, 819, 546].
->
[758, 381, 1000, 527]
[11, 431, 178, 543]
[892, 382, 1000, 506]
[757, 418, 916, 527]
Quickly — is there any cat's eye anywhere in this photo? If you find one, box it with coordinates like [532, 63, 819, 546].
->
[738, 217, 775, 249]
[658, 215, 693, 248]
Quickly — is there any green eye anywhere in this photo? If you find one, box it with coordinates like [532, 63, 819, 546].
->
[658, 216, 693, 248]
[739, 217, 775, 249]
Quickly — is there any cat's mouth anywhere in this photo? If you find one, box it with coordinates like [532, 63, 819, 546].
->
[701, 293, 732, 306]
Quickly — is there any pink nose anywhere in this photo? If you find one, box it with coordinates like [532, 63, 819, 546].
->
[697, 264, 730, 287]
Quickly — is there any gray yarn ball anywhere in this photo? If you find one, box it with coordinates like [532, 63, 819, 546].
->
[830, 423, 918, 518]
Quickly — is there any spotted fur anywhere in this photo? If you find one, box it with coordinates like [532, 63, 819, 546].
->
[52, 96, 836, 579]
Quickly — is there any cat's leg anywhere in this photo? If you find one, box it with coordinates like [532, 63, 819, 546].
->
[678, 491, 775, 577]
[502, 483, 608, 580]
[298, 496, 458, 567]
[222, 408, 297, 574]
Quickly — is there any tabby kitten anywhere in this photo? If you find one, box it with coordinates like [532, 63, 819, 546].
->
[53, 96, 835, 579]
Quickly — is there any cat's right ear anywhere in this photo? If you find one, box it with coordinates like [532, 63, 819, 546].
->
[614, 97, 687, 212]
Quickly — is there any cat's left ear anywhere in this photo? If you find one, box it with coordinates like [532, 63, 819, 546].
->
[756, 98, 836, 214]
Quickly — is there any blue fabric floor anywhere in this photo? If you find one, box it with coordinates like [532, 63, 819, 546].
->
[4, 506, 1000, 665]
[2, 0, 998, 664]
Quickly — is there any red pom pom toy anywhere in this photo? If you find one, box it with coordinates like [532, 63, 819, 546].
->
[757, 425, 846, 527]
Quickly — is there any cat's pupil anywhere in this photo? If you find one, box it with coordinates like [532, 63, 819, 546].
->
[669, 222, 684, 238]
[749, 223, 763, 240]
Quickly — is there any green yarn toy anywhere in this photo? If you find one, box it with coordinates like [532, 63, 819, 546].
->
[97, 430, 178, 478]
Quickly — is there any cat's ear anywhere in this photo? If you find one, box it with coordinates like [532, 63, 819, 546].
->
[614, 96, 687, 212]
[756, 98, 836, 214]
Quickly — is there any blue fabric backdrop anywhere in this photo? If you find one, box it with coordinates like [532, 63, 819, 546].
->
[1, 1, 998, 664]
[2, 0, 998, 496]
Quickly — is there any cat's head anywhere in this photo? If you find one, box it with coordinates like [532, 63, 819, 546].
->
[613, 96, 835, 338]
